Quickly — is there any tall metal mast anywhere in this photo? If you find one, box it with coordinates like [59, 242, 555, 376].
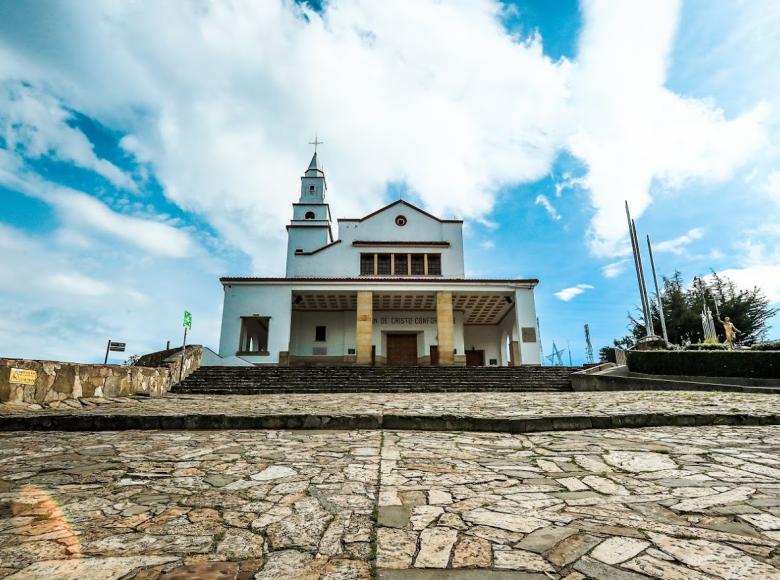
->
[625, 201, 654, 338]
[646, 234, 668, 343]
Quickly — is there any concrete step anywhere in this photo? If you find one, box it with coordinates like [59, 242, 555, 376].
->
[172, 365, 578, 394]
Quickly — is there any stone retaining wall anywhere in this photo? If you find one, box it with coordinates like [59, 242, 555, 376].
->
[0, 345, 202, 404]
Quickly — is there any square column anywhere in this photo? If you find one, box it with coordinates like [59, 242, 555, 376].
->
[509, 341, 522, 367]
[356, 291, 373, 365]
[436, 291, 455, 365]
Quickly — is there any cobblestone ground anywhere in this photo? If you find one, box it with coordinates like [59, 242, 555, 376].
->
[0, 430, 379, 579]
[377, 426, 780, 579]
[2, 391, 779, 418]
[0, 426, 779, 578]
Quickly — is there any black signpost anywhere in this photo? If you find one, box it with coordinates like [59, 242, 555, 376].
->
[104, 339, 126, 364]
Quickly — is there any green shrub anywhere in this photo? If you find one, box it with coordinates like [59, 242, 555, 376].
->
[627, 350, 780, 379]
[684, 343, 729, 351]
[752, 341, 780, 351]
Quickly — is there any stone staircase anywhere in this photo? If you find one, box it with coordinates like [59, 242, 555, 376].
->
[171, 366, 578, 394]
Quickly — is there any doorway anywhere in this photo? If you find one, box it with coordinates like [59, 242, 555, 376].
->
[465, 349, 485, 367]
[386, 334, 418, 366]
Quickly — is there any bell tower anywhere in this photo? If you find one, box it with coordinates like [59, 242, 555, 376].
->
[286, 139, 333, 275]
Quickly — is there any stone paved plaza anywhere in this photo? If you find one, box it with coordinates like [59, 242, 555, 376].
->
[2, 391, 779, 419]
[0, 422, 779, 578]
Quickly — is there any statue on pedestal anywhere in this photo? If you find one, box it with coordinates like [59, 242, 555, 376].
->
[719, 316, 741, 349]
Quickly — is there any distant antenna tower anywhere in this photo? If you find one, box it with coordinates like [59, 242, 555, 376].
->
[584, 324, 594, 364]
[546, 342, 566, 366]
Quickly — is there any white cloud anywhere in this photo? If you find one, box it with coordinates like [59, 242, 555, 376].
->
[53, 191, 195, 258]
[0, 151, 195, 259]
[764, 170, 780, 205]
[568, 0, 769, 256]
[48, 273, 112, 297]
[480, 240, 495, 250]
[0, 0, 769, 268]
[554, 284, 594, 301]
[601, 260, 628, 278]
[715, 238, 780, 303]
[0, 222, 221, 362]
[0, 82, 136, 191]
[654, 227, 704, 255]
[554, 172, 585, 197]
[718, 265, 780, 303]
[535, 194, 561, 221]
[0, 1, 573, 272]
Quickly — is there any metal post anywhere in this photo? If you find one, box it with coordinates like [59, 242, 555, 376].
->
[104, 339, 111, 365]
[537, 316, 544, 365]
[646, 235, 668, 343]
[632, 219, 655, 336]
[625, 202, 653, 337]
[179, 327, 188, 384]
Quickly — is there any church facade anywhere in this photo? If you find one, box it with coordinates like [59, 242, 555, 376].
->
[218, 152, 541, 366]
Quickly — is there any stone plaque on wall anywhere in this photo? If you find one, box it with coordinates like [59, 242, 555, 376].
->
[521, 327, 537, 343]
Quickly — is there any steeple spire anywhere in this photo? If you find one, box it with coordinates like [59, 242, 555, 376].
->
[305, 134, 324, 177]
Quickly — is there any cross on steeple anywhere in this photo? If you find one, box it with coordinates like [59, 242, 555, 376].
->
[308, 134, 324, 154]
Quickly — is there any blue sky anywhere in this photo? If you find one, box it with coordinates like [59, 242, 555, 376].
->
[1, 0, 779, 364]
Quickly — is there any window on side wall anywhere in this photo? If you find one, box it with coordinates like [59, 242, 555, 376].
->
[427, 254, 442, 275]
[394, 253, 408, 275]
[315, 326, 327, 342]
[377, 254, 391, 275]
[411, 254, 425, 275]
[360, 253, 374, 275]
[239, 316, 270, 354]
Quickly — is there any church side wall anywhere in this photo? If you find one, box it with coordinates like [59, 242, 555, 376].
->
[219, 284, 292, 364]
[290, 311, 349, 357]
[463, 325, 502, 366]
[514, 288, 541, 365]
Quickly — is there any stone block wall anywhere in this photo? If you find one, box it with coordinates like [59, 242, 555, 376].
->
[0, 345, 202, 404]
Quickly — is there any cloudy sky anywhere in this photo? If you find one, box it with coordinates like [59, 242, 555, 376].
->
[1, 0, 779, 364]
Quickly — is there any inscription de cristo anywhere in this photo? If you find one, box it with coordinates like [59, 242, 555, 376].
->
[373, 316, 437, 326]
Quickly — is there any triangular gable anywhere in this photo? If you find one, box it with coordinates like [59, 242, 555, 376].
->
[338, 199, 462, 224]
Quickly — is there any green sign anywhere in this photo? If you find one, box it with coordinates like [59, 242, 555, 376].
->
[183, 310, 192, 330]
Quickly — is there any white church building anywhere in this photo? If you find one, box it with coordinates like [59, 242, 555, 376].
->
[217, 151, 541, 367]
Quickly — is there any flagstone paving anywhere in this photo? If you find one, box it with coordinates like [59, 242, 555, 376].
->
[0, 430, 379, 579]
[1, 390, 779, 419]
[0, 425, 779, 578]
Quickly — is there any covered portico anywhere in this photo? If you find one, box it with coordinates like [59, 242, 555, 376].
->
[286, 279, 540, 366]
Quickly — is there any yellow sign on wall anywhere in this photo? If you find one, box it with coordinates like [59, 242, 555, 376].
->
[9, 368, 37, 385]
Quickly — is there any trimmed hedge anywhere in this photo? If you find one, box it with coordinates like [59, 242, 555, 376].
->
[627, 350, 780, 379]
[752, 341, 780, 351]
[684, 343, 729, 351]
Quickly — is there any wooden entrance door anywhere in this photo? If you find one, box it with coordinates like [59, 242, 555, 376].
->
[386, 335, 418, 366]
[465, 349, 485, 367]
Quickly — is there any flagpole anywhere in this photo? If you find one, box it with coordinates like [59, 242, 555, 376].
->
[646, 235, 668, 343]
[180, 326, 187, 384]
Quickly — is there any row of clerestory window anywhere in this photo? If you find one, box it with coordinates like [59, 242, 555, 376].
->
[360, 253, 441, 276]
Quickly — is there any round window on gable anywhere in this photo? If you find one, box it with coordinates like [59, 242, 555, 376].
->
[395, 215, 407, 227]
[305, 211, 315, 220]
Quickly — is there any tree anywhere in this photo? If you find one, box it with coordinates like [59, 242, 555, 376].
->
[124, 354, 141, 366]
[615, 271, 777, 347]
